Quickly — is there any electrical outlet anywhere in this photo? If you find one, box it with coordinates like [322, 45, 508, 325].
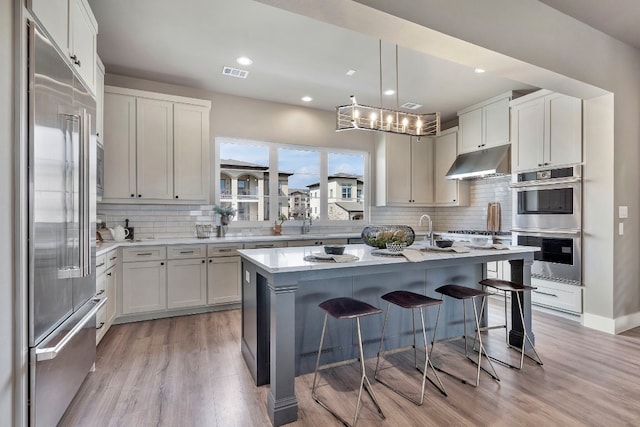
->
[245, 270, 250, 283]
[619, 222, 624, 236]
[619, 206, 629, 219]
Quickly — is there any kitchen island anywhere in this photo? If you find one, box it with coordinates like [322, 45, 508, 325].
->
[239, 243, 537, 426]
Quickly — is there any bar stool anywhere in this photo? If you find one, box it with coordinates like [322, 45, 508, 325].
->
[431, 284, 500, 387]
[374, 290, 447, 405]
[312, 297, 385, 427]
[477, 278, 543, 369]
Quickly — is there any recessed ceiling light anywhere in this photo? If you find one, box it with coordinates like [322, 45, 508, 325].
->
[237, 56, 253, 66]
[474, 67, 486, 74]
[383, 89, 395, 96]
[301, 96, 313, 102]
[346, 69, 357, 76]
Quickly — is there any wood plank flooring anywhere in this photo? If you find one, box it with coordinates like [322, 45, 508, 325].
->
[60, 305, 640, 426]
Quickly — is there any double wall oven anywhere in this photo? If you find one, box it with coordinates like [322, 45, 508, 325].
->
[512, 165, 582, 285]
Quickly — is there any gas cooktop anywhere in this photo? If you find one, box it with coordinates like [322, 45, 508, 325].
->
[446, 230, 512, 236]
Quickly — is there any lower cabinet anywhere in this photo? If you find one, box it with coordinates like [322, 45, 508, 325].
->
[531, 277, 582, 314]
[208, 244, 242, 305]
[96, 249, 118, 345]
[122, 259, 167, 315]
[167, 258, 207, 308]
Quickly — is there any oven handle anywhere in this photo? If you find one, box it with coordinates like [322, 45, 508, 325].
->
[509, 177, 581, 188]
[512, 227, 581, 236]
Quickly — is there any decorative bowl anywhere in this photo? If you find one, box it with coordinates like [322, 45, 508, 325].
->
[470, 236, 490, 246]
[385, 242, 407, 252]
[435, 239, 454, 248]
[324, 245, 346, 255]
[361, 225, 415, 249]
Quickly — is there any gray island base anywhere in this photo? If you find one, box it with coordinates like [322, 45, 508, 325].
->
[238, 244, 537, 426]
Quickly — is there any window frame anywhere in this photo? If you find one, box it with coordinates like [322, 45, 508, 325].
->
[214, 137, 369, 228]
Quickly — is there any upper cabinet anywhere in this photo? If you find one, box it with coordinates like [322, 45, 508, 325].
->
[29, 0, 98, 94]
[457, 93, 512, 154]
[102, 86, 211, 203]
[375, 133, 433, 206]
[375, 129, 468, 207]
[510, 89, 582, 172]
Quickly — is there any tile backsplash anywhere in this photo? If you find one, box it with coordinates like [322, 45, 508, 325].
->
[98, 176, 512, 239]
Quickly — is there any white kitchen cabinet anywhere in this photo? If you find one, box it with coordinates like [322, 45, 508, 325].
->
[531, 277, 582, 314]
[136, 98, 174, 200]
[375, 133, 433, 206]
[105, 254, 118, 327]
[511, 90, 582, 172]
[433, 128, 469, 206]
[122, 260, 167, 315]
[173, 103, 210, 201]
[96, 249, 118, 345]
[95, 56, 104, 144]
[458, 94, 511, 154]
[207, 244, 242, 305]
[102, 86, 211, 203]
[29, 0, 98, 94]
[168, 258, 207, 309]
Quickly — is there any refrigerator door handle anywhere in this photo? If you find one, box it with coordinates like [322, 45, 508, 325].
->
[35, 297, 106, 361]
[79, 108, 91, 277]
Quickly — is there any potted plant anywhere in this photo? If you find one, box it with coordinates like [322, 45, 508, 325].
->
[213, 204, 236, 225]
[273, 214, 287, 235]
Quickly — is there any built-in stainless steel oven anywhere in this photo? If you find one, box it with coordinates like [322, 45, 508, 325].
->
[512, 230, 581, 285]
[512, 165, 581, 230]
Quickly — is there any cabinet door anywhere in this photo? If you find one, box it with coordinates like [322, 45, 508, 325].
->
[385, 134, 412, 204]
[483, 97, 510, 148]
[167, 258, 207, 309]
[458, 108, 482, 153]
[410, 137, 434, 204]
[173, 103, 209, 201]
[434, 131, 459, 204]
[512, 97, 545, 172]
[208, 256, 241, 305]
[69, 0, 97, 93]
[29, 0, 69, 59]
[122, 260, 167, 314]
[103, 93, 136, 199]
[546, 94, 582, 166]
[105, 267, 117, 326]
[136, 98, 174, 199]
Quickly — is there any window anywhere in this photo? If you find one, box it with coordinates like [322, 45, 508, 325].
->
[216, 138, 367, 223]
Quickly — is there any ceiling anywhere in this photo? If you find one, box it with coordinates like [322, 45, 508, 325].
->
[88, 0, 639, 122]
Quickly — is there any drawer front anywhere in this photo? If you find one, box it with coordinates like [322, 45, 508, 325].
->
[96, 254, 107, 276]
[208, 244, 242, 257]
[531, 278, 582, 314]
[106, 249, 119, 269]
[167, 245, 206, 260]
[123, 246, 166, 262]
[243, 241, 287, 249]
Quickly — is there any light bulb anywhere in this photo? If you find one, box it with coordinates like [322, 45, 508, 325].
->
[386, 115, 393, 123]
[369, 112, 377, 128]
[354, 110, 360, 118]
[402, 117, 408, 127]
[416, 118, 423, 130]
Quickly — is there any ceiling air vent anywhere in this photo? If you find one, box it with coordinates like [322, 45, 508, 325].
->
[401, 102, 422, 110]
[222, 66, 249, 79]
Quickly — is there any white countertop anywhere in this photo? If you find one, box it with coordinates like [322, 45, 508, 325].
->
[95, 232, 362, 256]
[238, 243, 537, 274]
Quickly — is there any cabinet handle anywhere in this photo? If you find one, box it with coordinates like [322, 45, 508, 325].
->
[218, 248, 233, 252]
[96, 289, 105, 296]
[175, 195, 179, 199]
[533, 290, 558, 298]
[96, 262, 106, 268]
[96, 132, 100, 137]
[179, 250, 194, 254]
[209, 259, 212, 263]
[131, 194, 135, 198]
[138, 194, 142, 198]
[137, 252, 153, 256]
[96, 322, 105, 330]
[107, 272, 112, 277]
[160, 262, 164, 266]
[201, 259, 205, 263]
[109, 256, 117, 261]
[75, 58, 81, 66]
[70, 53, 77, 62]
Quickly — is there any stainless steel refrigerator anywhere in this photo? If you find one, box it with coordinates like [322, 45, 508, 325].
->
[27, 22, 105, 427]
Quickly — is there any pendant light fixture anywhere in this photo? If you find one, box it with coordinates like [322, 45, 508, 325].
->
[336, 41, 440, 137]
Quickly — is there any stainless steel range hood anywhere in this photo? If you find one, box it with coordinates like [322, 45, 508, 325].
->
[445, 144, 511, 180]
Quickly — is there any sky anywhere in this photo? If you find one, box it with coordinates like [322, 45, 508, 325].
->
[220, 141, 364, 189]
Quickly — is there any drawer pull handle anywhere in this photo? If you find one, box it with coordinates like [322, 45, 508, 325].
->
[137, 252, 154, 256]
[109, 256, 117, 261]
[179, 251, 194, 254]
[218, 249, 233, 252]
[533, 290, 558, 298]
[107, 272, 112, 277]
[96, 322, 105, 330]
[96, 262, 106, 268]
[96, 289, 105, 296]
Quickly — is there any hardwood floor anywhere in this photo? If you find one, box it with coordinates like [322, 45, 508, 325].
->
[60, 306, 640, 426]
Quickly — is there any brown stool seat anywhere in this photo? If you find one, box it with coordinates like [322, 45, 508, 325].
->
[479, 278, 536, 293]
[381, 290, 443, 309]
[435, 284, 489, 300]
[319, 297, 382, 319]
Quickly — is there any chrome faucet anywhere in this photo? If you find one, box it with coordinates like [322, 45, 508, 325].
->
[418, 214, 434, 246]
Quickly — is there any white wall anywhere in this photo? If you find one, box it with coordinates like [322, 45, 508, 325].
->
[259, 0, 640, 329]
[1, 0, 14, 423]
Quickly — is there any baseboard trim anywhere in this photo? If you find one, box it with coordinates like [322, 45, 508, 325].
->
[582, 311, 640, 334]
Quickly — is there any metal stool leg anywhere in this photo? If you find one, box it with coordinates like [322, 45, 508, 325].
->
[312, 312, 328, 397]
[512, 292, 544, 368]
